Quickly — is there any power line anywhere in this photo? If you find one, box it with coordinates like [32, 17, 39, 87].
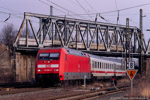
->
[0, 5, 23, 16]
[60, 2, 150, 16]
[114, 0, 120, 24]
[101, 2, 150, 14]
[46, 0, 86, 19]
[38, 0, 68, 16]
[76, 0, 93, 20]
[84, 0, 97, 13]
[0, 10, 40, 24]
[4, 14, 11, 22]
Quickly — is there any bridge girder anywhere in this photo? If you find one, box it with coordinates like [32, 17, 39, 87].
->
[14, 12, 150, 55]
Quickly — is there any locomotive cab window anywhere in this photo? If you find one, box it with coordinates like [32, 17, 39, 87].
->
[39, 53, 49, 60]
[49, 53, 60, 60]
[39, 53, 60, 60]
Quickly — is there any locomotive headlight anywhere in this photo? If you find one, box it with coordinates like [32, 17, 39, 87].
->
[38, 69, 42, 72]
[54, 69, 59, 71]
[51, 64, 59, 68]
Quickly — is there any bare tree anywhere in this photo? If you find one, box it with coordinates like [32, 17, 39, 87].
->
[0, 24, 17, 48]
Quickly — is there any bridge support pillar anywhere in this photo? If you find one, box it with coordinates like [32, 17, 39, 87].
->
[15, 52, 36, 82]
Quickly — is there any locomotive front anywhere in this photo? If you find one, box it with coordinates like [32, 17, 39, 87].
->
[35, 48, 62, 84]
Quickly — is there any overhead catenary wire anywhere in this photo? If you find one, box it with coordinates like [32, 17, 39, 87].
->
[46, 0, 86, 19]
[0, 1, 150, 28]
[114, 0, 120, 24]
[0, 10, 23, 19]
[0, 1, 23, 19]
[0, 10, 41, 25]
[98, 13, 109, 22]
[38, 0, 70, 16]
[0, 5, 23, 16]
[84, 0, 106, 22]
[4, 14, 11, 22]
[61, 2, 150, 16]
[84, 0, 97, 13]
[75, 0, 93, 20]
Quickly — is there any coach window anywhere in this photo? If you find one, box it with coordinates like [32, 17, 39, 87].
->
[100, 62, 101, 69]
[104, 63, 105, 69]
[96, 62, 97, 68]
[98, 62, 99, 68]
[97, 62, 98, 68]
[92, 61, 94, 68]
[117, 65, 119, 70]
[110, 64, 111, 69]
[103, 63, 104, 69]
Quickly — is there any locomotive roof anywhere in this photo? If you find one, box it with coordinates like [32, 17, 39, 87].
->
[65, 48, 87, 57]
[39, 48, 122, 63]
[40, 47, 87, 57]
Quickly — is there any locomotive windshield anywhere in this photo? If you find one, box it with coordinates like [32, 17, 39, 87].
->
[49, 53, 60, 60]
[39, 53, 60, 60]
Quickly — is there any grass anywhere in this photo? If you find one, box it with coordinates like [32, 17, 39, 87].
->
[129, 75, 150, 97]
[138, 77, 150, 97]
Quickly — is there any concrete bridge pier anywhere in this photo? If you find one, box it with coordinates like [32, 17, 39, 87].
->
[14, 52, 37, 82]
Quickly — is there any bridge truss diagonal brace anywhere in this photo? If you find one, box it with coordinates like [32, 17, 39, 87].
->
[14, 12, 149, 54]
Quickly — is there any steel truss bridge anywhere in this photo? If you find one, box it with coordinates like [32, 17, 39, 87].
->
[14, 12, 150, 57]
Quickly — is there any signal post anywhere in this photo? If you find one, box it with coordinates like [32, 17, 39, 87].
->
[127, 62, 138, 95]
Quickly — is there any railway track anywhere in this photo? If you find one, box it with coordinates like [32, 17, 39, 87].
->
[0, 87, 51, 96]
[41, 85, 129, 100]
[0, 82, 61, 96]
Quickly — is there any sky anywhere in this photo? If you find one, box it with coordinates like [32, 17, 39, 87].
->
[0, 0, 150, 42]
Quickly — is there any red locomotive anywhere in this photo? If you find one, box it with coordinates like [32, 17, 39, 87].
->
[35, 48, 126, 85]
